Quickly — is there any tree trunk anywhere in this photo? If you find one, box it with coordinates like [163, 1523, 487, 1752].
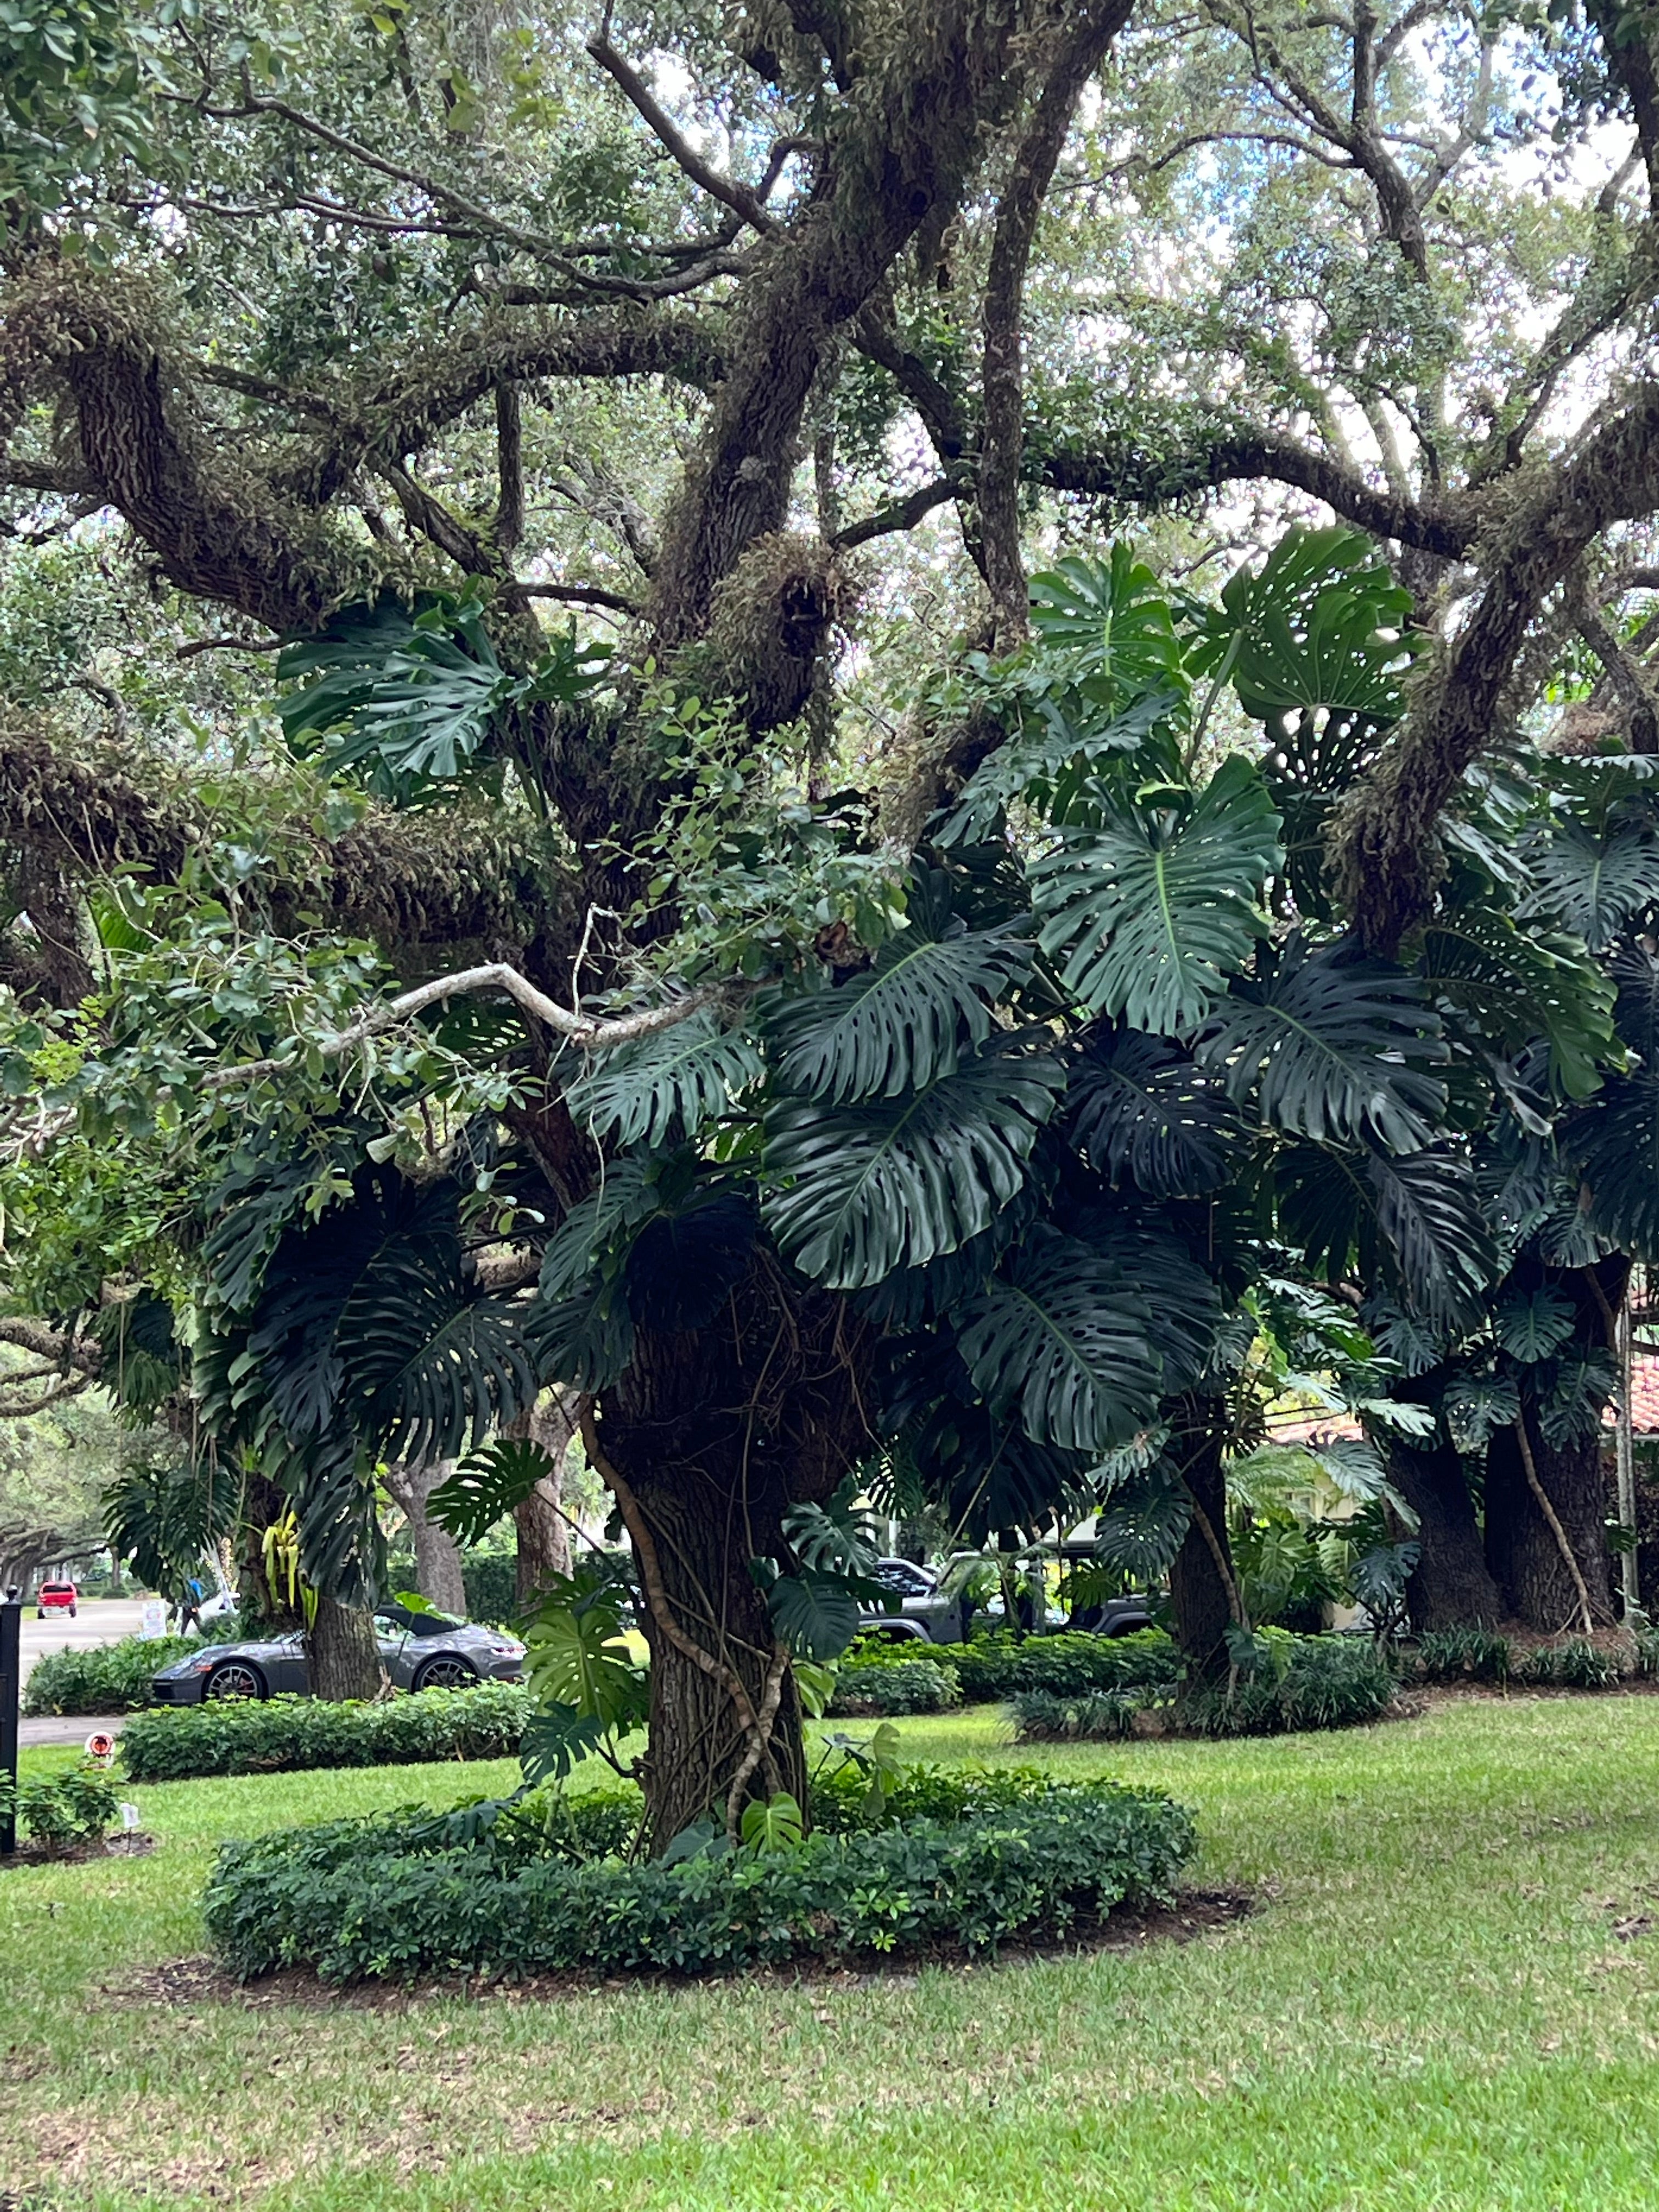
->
[594, 1276, 873, 1854]
[1485, 1416, 1613, 1633]
[1482, 1255, 1623, 1633]
[381, 1462, 467, 1615]
[1167, 1399, 1239, 1683]
[306, 1592, 385, 1700]
[507, 1392, 576, 1608]
[1386, 1397, 1504, 1630]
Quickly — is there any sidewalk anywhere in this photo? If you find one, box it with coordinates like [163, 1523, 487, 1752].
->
[19, 1714, 127, 1750]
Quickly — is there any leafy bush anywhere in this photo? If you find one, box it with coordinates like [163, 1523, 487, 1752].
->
[1412, 1627, 1513, 1685]
[1634, 1625, 1659, 1679]
[827, 1657, 960, 1716]
[22, 1634, 201, 1716]
[1176, 1634, 1396, 1737]
[0, 1763, 121, 1854]
[1008, 1690, 1146, 1741]
[1008, 1633, 1397, 1742]
[926, 1629, 1181, 1703]
[203, 1775, 1195, 1982]
[120, 1684, 532, 1781]
[1516, 1637, 1622, 1690]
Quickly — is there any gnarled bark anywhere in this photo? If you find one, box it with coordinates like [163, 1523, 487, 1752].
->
[381, 1462, 467, 1616]
[1167, 1397, 1243, 1682]
[306, 1591, 386, 1700]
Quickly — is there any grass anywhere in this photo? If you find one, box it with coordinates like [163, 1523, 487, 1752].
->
[7, 1695, 1659, 2210]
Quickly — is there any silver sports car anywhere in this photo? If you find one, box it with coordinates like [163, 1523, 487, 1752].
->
[148, 1599, 526, 1703]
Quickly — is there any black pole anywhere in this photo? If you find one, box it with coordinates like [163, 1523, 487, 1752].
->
[0, 1586, 20, 1855]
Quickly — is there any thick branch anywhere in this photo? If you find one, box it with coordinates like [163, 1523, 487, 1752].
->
[980, 1, 1132, 646]
[1340, 383, 1659, 952]
[1040, 430, 1475, 556]
[586, 35, 781, 239]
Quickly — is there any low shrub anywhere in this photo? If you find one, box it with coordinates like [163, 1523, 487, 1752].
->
[1177, 1634, 1396, 1737]
[22, 1634, 201, 1716]
[120, 1683, 532, 1782]
[1412, 1627, 1512, 1685]
[1007, 1632, 1397, 1742]
[1516, 1637, 1622, 1690]
[1008, 1690, 1146, 1741]
[1635, 1624, 1659, 1679]
[827, 1657, 960, 1716]
[926, 1629, 1182, 1703]
[202, 1774, 1195, 1982]
[0, 1763, 120, 1854]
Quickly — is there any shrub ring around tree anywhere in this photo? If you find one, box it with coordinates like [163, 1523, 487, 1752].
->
[201, 1775, 1197, 1984]
[119, 1684, 533, 1782]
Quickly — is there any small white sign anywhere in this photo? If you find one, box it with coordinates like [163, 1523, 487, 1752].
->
[119, 1802, 142, 1832]
[137, 1599, 168, 1641]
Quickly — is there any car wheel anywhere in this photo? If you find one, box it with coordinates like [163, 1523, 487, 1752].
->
[414, 1654, 477, 1692]
[204, 1660, 267, 1702]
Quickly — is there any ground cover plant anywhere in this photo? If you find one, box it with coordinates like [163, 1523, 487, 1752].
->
[119, 1684, 532, 1782]
[12, 1701, 1659, 2209]
[826, 1655, 961, 1716]
[0, 1761, 120, 1857]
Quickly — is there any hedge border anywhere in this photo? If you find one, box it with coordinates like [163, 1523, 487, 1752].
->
[203, 1776, 1196, 1982]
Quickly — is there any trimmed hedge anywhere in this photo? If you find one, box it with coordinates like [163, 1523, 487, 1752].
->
[460, 1551, 517, 1628]
[827, 1656, 960, 1716]
[1011, 1633, 1397, 1741]
[202, 1774, 1195, 1982]
[23, 1634, 202, 1716]
[919, 1629, 1183, 1703]
[120, 1684, 532, 1781]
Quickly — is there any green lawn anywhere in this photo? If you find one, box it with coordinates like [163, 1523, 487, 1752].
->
[5, 1695, 1659, 2211]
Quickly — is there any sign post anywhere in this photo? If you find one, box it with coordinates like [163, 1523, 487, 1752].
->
[1, 1585, 20, 1856]
[137, 1598, 168, 1641]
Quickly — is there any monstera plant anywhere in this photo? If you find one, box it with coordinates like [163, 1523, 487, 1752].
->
[12, 526, 1637, 1843]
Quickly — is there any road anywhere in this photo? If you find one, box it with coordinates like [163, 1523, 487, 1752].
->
[20, 1598, 148, 1686]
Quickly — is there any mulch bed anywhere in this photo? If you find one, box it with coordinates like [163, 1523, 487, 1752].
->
[0, 1833, 155, 1872]
[110, 1888, 1254, 2014]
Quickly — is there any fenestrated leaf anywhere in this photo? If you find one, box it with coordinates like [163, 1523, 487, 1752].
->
[760, 1564, 865, 1660]
[1527, 822, 1659, 955]
[1196, 938, 1447, 1154]
[520, 1704, 610, 1786]
[356, 1295, 538, 1465]
[523, 1280, 636, 1391]
[1442, 1375, 1520, 1453]
[537, 1161, 657, 1301]
[523, 1574, 647, 1731]
[565, 1015, 763, 1149]
[1276, 1143, 1494, 1329]
[1417, 906, 1616, 1103]
[783, 1484, 881, 1577]
[766, 882, 1030, 1103]
[1089, 1463, 1193, 1581]
[1030, 754, 1282, 1031]
[1493, 1286, 1576, 1363]
[1028, 544, 1191, 703]
[1215, 524, 1417, 732]
[936, 689, 1176, 848]
[953, 1225, 1164, 1454]
[428, 1436, 558, 1546]
[761, 1036, 1065, 1290]
[1067, 1027, 1244, 1195]
[1566, 1071, 1659, 1260]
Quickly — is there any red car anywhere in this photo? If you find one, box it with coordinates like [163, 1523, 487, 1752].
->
[36, 1579, 78, 1619]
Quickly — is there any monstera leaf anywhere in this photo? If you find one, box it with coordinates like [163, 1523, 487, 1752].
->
[1566, 1070, 1659, 1257]
[761, 1036, 1065, 1290]
[938, 689, 1176, 847]
[565, 1015, 763, 1149]
[1417, 906, 1616, 1103]
[766, 881, 1031, 1103]
[278, 595, 608, 795]
[1527, 822, 1659, 955]
[1195, 938, 1447, 1154]
[1276, 1143, 1493, 1329]
[953, 1226, 1164, 1454]
[1066, 1027, 1245, 1195]
[1215, 524, 1416, 733]
[429, 1436, 560, 1546]
[1030, 754, 1282, 1032]
[1493, 1286, 1576, 1363]
[1028, 543, 1191, 706]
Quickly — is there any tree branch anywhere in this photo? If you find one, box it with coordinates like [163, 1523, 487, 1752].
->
[585, 33, 782, 238]
[979, 0, 1135, 646]
[832, 473, 966, 549]
[199, 964, 732, 1091]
